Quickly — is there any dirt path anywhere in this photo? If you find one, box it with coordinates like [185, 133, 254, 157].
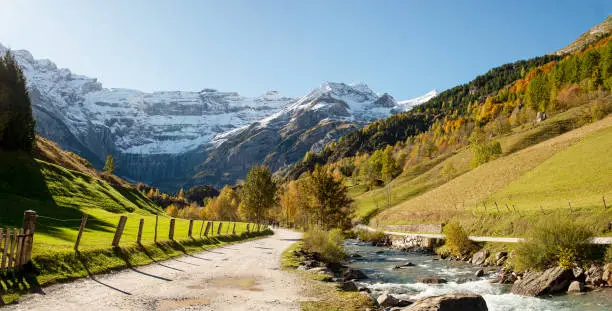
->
[6, 229, 303, 311]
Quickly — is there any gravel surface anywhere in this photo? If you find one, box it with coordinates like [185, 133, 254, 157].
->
[6, 229, 303, 311]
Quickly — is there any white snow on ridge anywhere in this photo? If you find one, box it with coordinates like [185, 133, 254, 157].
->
[398, 89, 439, 111]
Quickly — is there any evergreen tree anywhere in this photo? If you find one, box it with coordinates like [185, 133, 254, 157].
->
[103, 154, 116, 173]
[0, 50, 36, 151]
[308, 166, 354, 230]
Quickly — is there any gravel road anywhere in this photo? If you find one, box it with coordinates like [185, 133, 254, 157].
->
[5, 229, 304, 311]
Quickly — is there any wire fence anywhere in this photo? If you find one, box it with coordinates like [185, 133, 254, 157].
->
[31, 211, 266, 253]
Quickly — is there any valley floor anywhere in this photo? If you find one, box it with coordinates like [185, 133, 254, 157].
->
[4, 229, 304, 311]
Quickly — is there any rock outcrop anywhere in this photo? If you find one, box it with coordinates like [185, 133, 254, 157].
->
[511, 266, 574, 296]
[404, 293, 488, 311]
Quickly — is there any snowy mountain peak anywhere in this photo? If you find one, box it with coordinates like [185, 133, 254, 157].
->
[397, 89, 439, 111]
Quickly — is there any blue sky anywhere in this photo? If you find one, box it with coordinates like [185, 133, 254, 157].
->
[0, 1, 610, 100]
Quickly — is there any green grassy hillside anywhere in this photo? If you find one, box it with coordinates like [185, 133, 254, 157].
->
[362, 109, 612, 235]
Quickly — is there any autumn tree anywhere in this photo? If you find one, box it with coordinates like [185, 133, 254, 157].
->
[103, 155, 115, 174]
[205, 186, 239, 220]
[308, 166, 354, 230]
[239, 165, 277, 223]
[469, 128, 502, 167]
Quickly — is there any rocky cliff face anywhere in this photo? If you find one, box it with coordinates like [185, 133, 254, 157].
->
[195, 82, 409, 186]
[1, 43, 437, 190]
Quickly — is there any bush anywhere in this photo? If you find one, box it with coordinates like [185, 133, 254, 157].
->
[303, 228, 346, 263]
[605, 245, 612, 263]
[438, 221, 473, 257]
[356, 229, 386, 244]
[512, 216, 594, 272]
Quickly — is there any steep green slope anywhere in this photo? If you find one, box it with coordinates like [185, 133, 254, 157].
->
[370, 113, 612, 235]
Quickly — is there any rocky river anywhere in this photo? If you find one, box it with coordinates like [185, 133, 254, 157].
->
[344, 240, 612, 311]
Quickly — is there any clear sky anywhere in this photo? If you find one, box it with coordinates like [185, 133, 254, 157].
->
[0, 0, 610, 100]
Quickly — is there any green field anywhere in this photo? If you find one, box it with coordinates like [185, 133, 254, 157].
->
[357, 107, 612, 236]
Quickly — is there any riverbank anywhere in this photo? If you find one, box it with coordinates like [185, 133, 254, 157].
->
[345, 239, 612, 310]
[281, 242, 376, 311]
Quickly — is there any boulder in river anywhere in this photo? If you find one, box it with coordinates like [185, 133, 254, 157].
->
[343, 267, 368, 280]
[415, 277, 448, 284]
[470, 250, 489, 266]
[567, 281, 584, 293]
[475, 269, 485, 277]
[377, 293, 412, 308]
[393, 262, 416, 269]
[585, 264, 605, 286]
[511, 266, 574, 296]
[404, 293, 488, 311]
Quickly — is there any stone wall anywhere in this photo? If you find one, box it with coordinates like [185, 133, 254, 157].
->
[388, 234, 443, 251]
[381, 224, 442, 233]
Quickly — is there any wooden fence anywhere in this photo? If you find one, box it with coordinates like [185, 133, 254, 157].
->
[0, 210, 36, 273]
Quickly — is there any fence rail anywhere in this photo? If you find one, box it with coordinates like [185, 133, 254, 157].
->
[0, 210, 36, 272]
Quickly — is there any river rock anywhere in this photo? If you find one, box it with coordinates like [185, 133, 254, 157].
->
[572, 267, 585, 282]
[393, 262, 416, 269]
[511, 266, 574, 296]
[343, 268, 368, 280]
[471, 250, 489, 266]
[585, 264, 605, 286]
[338, 281, 359, 292]
[307, 267, 331, 274]
[495, 256, 507, 266]
[495, 252, 508, 261]
[603, 263, 612, 286]
[415, 277, 448, 284]
[567, 281, 584, 292]
[475, 269, 485, 277]
[377, 293, 412, 308]
[404, 293, 488, 311]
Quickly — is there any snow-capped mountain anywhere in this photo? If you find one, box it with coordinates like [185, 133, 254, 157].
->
[197, 82, 409, 186]
[397, 89, 439, 111]
[1, 43, 437, 189]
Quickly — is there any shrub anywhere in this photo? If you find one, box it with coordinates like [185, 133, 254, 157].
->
[605, 245, 612, 263]
[303, 228, 346, 263]
[438, 221, 473, 257]
[356, 229, 386, 244]
[512, 216, 594, 272]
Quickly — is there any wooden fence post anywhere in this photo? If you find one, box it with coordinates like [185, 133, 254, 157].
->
[169, 218, 176, 240]
[204, 221, 211, 237]
[188, 219, 194, 238]
[112, 216, 128, 247]
[226, 222, 230, 234]
[568, 201, 573, 213]
[199, 221, 205, 237]
[74, 214, 88, 251]
[15, 229, 24, 267]
[232, 223, 236, 235]
[494, 201, 500, 213]
[8, 228, 18, 269]
[0, 229, 3, 270]
[154, 215, 159, 242]
[217, 222, 223, 235]
[246, 223, 250, 232]
[22, 210, 36, 264]
[604, 196, 608, 209]
[1, 227, 9, 270]
[137, 218, 144, 244]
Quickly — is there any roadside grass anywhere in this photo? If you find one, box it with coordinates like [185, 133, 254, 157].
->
[1, 229, 272, 305]
[371, 113, 612, 235]
[281, 242, 376, 311]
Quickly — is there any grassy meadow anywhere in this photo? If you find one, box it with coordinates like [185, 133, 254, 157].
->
[355, 106, 612, 236]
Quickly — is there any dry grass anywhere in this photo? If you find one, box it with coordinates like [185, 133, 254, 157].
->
[373, 112, 612, 234]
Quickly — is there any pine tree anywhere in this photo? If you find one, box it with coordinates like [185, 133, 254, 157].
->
[0, 50, 36, 151]
[103, 154, 115, 173]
